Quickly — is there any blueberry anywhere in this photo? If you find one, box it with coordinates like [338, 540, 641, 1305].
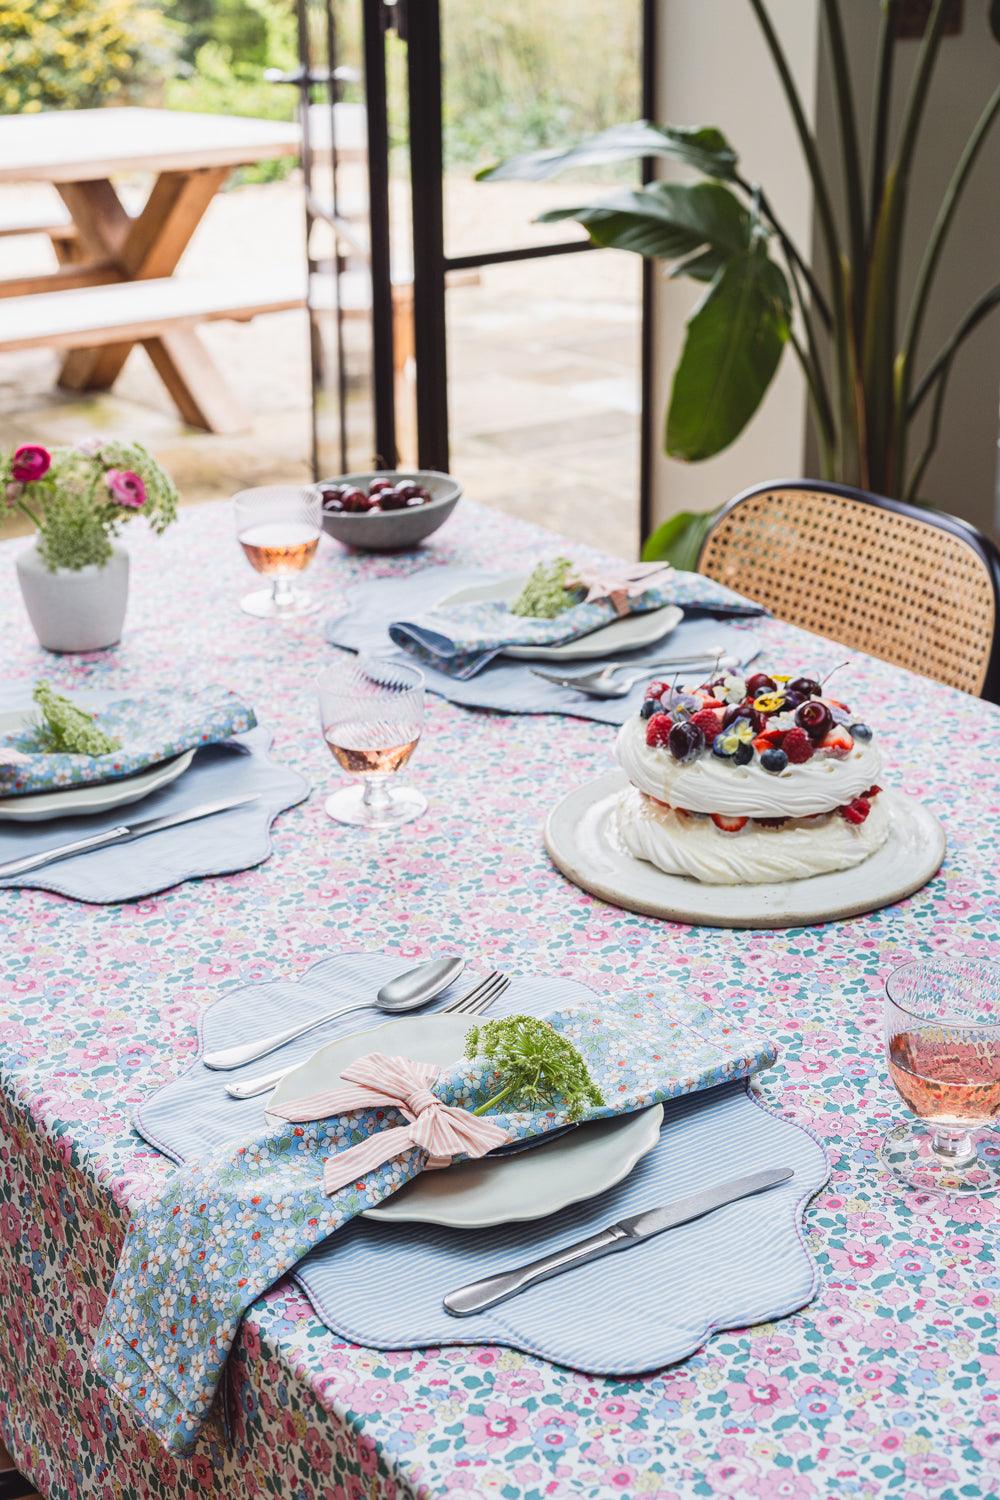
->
[851, 722, 873, 740]
[760, 747, 789, 773]
[733, 741, 754, 766]
[712, 732, 732, 759]
[640, 699, 658, 719]
[668, 722, 705, 763]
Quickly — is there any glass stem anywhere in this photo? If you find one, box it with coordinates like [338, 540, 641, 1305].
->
[272, 574, 294, 609]
[362, 776, 392, 812]
[930, 1125, 975, 1165]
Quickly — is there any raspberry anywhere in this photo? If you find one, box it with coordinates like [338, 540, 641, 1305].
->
[782, 727, 814, 763]
[865, 784, 882, 799]
[839, 797, 870, 825]
[645, 713, 673, 748]
[690, 708, 723, 740]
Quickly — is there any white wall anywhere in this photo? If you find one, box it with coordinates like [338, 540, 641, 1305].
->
[649, 0, 1000, 540]
[649, 0, 821, 531]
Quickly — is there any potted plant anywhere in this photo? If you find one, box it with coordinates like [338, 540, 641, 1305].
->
[480, 0, 1000, 566]
[3, 439, 178, 652]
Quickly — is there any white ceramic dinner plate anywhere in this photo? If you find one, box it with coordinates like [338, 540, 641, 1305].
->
[266, 1013, 663, 1229]
[438, 574, 683, 662]
[545, 771, 947, 930]
[0, 710, 195, 822]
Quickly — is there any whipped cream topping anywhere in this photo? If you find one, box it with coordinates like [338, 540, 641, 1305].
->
[615, 787, 891, 885]
[616, 716, 882, 818]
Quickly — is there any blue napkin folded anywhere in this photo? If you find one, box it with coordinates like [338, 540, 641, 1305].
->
[95, 999, 775, 1451]
[388, 568, 764, 678]
[0, 684, 256, 797]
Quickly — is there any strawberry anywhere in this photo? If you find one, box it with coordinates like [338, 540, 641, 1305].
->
[710, 813, 748, 833]
[699, 697, 725, 710]
[865, 784, 882, 799]
[782, 727, 814, 763]
[839, 796, 870, 825]
[753, 728, 785, 753]
[645, 713, 673, 748]
[821, 727, 854, 757]
[647, 681, 668, 699]
[690, 707, 723, 740]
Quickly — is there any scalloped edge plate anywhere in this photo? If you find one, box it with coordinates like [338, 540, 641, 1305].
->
[267, 1013, 663, 1229]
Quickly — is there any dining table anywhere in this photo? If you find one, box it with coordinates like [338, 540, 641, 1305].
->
[0, 496, 996, 1500]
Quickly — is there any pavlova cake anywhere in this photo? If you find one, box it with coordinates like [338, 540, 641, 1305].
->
[615, 668, 888, 884]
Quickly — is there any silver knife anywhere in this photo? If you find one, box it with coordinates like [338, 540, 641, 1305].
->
[0, 794, 261, 879]
[443, 1165, 794, 1317]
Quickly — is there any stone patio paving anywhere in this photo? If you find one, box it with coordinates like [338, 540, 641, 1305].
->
[0, 171, 641, 558]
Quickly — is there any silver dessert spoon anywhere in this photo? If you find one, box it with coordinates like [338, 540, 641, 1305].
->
[202, 955, 466, 1071]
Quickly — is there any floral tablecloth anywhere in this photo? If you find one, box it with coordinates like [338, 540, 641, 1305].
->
[0, 499, 997, 1500]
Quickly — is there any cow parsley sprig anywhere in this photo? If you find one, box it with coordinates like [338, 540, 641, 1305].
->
[32, 682, 121, 756]
[465, 1014, 605, 1121]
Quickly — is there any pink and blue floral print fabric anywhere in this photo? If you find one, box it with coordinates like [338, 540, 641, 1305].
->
[387, 570, 764, 678]
[0, 683, 256, 797]
[94, 1000, 776, 1452]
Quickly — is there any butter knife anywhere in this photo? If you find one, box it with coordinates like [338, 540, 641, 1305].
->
[0, 794, 260, 879]
[443, 1165, 794, 1317]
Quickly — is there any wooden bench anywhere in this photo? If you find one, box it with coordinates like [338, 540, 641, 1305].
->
[0, 271, 306, 431]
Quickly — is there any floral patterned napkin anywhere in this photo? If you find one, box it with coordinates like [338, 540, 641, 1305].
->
[0, 685, 256, 797]
[387, 570, 765, 679]
[94, 1000, 775, 1451]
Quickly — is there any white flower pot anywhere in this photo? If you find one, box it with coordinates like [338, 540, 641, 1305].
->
[15, 541, 130, 653]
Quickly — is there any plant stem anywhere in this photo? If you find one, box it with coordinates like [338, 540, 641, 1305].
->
[868, 0, 897, 243]
[14, 498, 45, 532]
[821, 0, 866, 333]
[472, 1082, 516, 1117]
[736, 175, 833, 329]
[899, 79, 1000, 400]
[746, 0, 841, 290]
[789, 332, 835, 476]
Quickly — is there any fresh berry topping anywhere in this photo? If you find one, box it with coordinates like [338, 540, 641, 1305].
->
[821, 726, 854, 757]
[850, 722, 873, 740]
[781, 690, 803, 710]
[782, 727, 815, 763]
[865, 784, 882, 798]
[645, 713, 674, 748]
[732, 740, 754, 766]
[789, 677, 821, 698]
[668, 721, 705, 762]
[795, 700, 833, 741]
[745, 672, 778, 696]
[839, 796, 870, 825]
[698, 697, 725, 710]
[710, 813, 749, 832]
[690, 707, 723, 740]
[640, 699, 658, 720]
[752, 728, 785, 751]
[367, 478, 394, 495]
[760, 747, 789, 773]
[647, 681, 668, 699]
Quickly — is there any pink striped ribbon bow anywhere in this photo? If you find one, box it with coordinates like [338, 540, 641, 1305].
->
[269, 1052, 511, 1196]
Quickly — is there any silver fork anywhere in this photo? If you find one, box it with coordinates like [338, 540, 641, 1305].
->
[531, 646, 758, 699]
[224, 969, 509, 1100]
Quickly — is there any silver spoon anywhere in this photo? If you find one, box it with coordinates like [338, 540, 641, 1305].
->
[202, 956, 466, 1071]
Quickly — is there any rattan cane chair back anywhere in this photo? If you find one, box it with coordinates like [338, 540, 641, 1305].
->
[698, 481, 1000, 702]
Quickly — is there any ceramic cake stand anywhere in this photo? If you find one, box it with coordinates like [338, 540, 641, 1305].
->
[544, 771, 946, 930]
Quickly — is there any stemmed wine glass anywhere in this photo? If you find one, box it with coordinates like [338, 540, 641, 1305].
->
[317, 656, 426, 828]
[881, 958, 1000, 1195]
[233, 485, 322, 618]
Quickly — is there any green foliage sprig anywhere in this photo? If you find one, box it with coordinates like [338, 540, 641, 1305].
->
[465, 1014, 605, 1121]
[1, 0, 175, 114]
[32, 682, 121, 756]
[3, 440, 178, 572]
[509, 558, 576, 619]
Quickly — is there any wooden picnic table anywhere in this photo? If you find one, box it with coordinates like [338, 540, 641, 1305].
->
[0, 107, 360, 433]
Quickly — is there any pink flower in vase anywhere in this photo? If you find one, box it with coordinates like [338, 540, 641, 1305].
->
[106, 468, 146, 509]
[11, 444, 51, 483]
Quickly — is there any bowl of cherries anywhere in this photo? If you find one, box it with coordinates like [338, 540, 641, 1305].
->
[318, 469, 462, 551]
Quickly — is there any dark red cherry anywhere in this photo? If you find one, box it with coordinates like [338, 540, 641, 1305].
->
[368, 477, 394, 495]
[795, 700, 833, 741]
[340, 487, 372, 513]
[745, 672, 777, 697]
[789, 677, 821, 699]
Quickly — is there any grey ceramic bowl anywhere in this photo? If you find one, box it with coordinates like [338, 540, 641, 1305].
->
[319, 470, 462, 551]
